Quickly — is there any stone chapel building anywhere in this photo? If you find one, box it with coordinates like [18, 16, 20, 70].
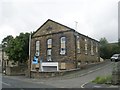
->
[30, 19, 100, 72]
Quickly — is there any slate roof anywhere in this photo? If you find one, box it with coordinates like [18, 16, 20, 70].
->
[32, 19, 99, 43]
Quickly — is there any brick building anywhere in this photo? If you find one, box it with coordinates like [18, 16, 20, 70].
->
[30, 19, 100, 72]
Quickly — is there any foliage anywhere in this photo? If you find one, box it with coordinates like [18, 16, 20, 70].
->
[2, 33, 30, 63]
[99, 37, 108, 45]
[100, 37, 120, 59]
[92, 75, 112, 84]
[2, 35, 14, 49]
[119, 38, 120, 47]
[99, 37, 109, 59]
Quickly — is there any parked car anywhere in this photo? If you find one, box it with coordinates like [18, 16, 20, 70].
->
[111, 54, 120, 62]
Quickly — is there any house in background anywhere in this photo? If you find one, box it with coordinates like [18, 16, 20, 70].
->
[0, 44, 9, 73]
[30, 19, 100, 74]
[0, 44, 27, 75]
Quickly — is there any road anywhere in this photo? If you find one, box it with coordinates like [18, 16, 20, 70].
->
[2, 61, 114, 88]
[2, 75, 55, 88]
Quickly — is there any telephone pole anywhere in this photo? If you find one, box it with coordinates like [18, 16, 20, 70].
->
[28, 32, 32, 78]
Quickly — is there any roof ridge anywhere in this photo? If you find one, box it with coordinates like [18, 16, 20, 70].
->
[32, 19, 99, 42]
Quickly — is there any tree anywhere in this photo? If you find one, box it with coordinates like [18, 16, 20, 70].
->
[99, 37, 108, 46]
[100, 37, 120, 59]
[2, 33, 30, 63]
[2, 35, 14, 49]
[99, 37, 109, 59]
[14, 33, 30, 63]
[119, 38, 120, 47]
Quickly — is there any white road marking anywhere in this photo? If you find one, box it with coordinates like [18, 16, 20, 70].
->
[81, 82, 88, 88]
[81, 80, 93, 88]
[80, 62, 112, 88]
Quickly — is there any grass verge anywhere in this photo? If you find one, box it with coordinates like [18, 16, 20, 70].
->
[92, 75, 112, 84]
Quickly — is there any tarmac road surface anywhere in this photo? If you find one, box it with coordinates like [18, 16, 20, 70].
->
[1, 60, 116, 88]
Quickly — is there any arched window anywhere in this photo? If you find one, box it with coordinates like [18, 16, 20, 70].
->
[85, 38, 87, 54]
[47, 39, 52, 61]
[47, 39, 52, 48]
[96, 43, 98, 53]
[60, 37, 66, 55]
[35, 40, 40, 56]
[91, 41, 94, 55]
[77, 36, 80, 53]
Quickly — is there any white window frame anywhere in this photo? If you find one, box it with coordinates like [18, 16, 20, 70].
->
[91, 41, 94, 55]
[47, 39, 52, 61]
[77, 36, 80, 53]
[85, 38, 87, 54]
[47, 39, 52, 48]
[35, 40, 40, 56]
[47, 55, 52, 61]
[61, 37, 66, 43]
[96, 43, 98, 53]
[47, 49, 52, 55]
[60, 37, 66, 55]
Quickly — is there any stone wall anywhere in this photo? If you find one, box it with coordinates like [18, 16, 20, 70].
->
[112, 62, 120, 84]
[30, 61, 104, 79]
[6, 65, 27, 76]
[31, 71, 64, 78]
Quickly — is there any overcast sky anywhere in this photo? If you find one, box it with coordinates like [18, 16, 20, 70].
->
[0, 0, 119, 43]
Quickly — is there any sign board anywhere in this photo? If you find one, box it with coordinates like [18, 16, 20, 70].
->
[32, 56, 38, 64]
[41, 62, 59, 71]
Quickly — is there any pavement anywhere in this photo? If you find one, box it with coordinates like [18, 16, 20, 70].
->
[82, 82, 120, 88]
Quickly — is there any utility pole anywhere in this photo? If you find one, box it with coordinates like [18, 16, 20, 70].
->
[28, 32, 32, 78]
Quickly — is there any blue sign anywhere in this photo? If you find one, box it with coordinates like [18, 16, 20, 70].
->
[32, 56, 38, 64]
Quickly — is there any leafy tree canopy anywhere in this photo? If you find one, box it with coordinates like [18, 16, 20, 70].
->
[99, 37, 108, 46]
[2, 35, 14, 49]
[118, 38, 120, 47]
[2, 33, 30, 63]
[99, 37, 120, 59]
